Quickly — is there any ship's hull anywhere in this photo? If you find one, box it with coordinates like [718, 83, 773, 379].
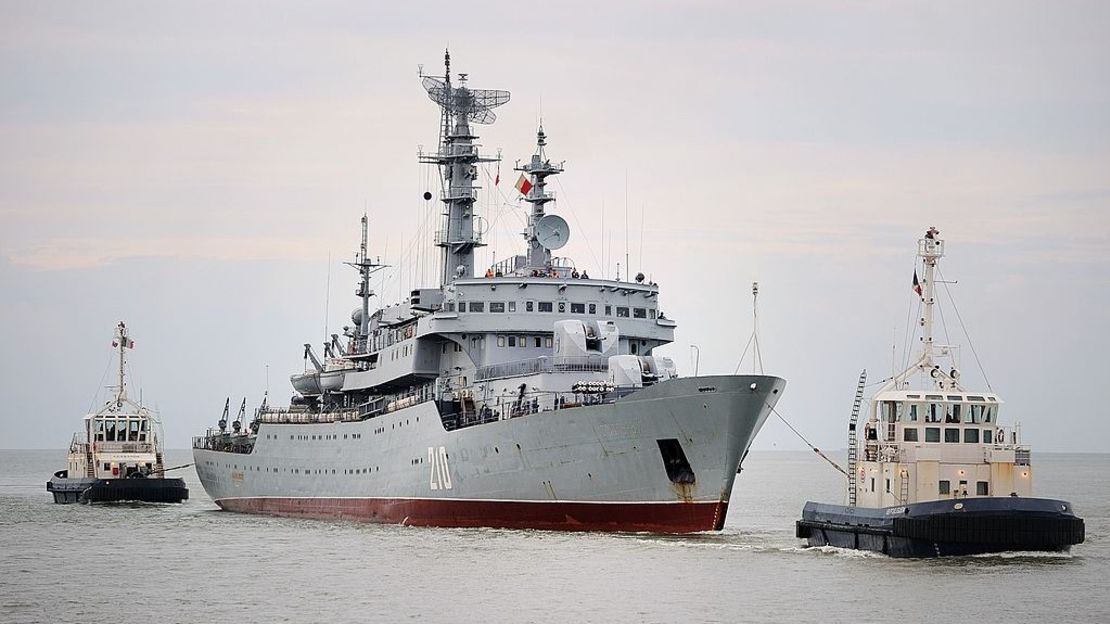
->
[194, 374, 784, 533]
[796, 498, 1085, 557]
[46, 471, 189, 504]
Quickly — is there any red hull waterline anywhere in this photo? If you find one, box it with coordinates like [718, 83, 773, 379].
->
[215, 497, 729, 533]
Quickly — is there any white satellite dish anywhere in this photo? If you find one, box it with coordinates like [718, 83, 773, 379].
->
[535, 214, 570, 250]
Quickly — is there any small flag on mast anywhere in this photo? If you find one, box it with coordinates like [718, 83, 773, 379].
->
[515, 174, 533, 196]
[912, 270, 923, 297]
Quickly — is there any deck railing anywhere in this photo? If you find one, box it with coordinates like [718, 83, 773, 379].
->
[475, 356, 608, 381]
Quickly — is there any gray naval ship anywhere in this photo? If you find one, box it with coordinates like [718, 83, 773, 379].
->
[193, 52, 785, 533]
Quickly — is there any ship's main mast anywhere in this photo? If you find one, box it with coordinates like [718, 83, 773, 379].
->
[420, 50, 510, 285]
[516, 125, 565, 269]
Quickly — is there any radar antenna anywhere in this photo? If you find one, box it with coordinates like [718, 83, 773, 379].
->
[419, 50, 510, 284]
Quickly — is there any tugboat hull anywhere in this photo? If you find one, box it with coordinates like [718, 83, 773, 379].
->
[47, 470, 188, 504]
[796, 498, 1084, 558]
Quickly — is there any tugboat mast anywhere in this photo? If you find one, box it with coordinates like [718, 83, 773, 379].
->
[879, 227, 959, 393]
[113, 321, 132, 404]
[420, 50, 510, 285]
[918, 226, 943, 377]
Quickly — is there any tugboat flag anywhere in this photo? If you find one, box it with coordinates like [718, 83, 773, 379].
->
[515, 174, 533, 196]
[912, 270, 923, 297]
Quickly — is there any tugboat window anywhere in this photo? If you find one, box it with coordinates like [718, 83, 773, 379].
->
[944, 428, 960, 443]
[927, 403, 941, 423]
[964, 428, 980, 443]
[903, 428, 918, 442]
[925, 427, 941, 442]
[907, 403, 919, 422]
[983, 429, 993, 444]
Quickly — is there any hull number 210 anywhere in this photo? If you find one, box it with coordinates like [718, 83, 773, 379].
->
[428, 446, 452, 490]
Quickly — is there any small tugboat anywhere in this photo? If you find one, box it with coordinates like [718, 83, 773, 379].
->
[47, 322, 188, 504]
[796, 228, 1083, 557]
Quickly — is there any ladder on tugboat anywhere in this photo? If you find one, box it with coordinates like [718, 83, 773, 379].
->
[846, 370, 867, 507]
[899, 469, 910, 505]
[85, 446, 95, 478]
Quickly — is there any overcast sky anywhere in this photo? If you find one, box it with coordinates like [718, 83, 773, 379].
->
[2, 1, 1108, 453]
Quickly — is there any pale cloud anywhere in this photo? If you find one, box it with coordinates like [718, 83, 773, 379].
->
[1, 1, 1108, 451]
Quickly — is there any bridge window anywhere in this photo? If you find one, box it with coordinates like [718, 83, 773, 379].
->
[964, 428, 980, 443]
[508, 301, 517, 312]
[605, 305, 612, 316]
[903, 428, 918, 442]
[497, 335, 506, 347]
[507, 336, 516, 347]
[944, 428, 960, 443]
[469, 302, 484, 312]
[649, 309, 657, 319]
[545, 337, 553, 348]
[518, 335, 527, 347]
[925, 427, 940, 442]
[926, 403, 942, 423]
[571, 303, 585, 314]
[616, 307, 630, 318]
[906, 403, 919, 422]
[633, 307, 647, 319]
[490, 302, 505, 313]
[984, 405, 995, 423]
[945, 403, 961, 423]
[538, 302, 552, 312]
[983, 429, 994, 444]
[534, 337, 542, 348]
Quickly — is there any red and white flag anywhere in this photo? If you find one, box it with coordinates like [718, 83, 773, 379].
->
[515, 174, 533, 196]
[912, 270, 923, 297]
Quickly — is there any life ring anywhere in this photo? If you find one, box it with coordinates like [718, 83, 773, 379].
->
[996, 428, 1005, 444]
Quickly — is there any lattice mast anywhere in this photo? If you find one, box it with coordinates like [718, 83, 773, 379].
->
[420, 50, 510, 285]
[515, 125, 564, 269]
[344, 215, 386, 349]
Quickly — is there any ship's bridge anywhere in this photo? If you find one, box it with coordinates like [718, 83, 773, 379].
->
[436, 275, 674, 343]
[866, 390, 1015, 456]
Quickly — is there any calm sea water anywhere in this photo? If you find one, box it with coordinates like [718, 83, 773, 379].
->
[1, 449, 1107, 624]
